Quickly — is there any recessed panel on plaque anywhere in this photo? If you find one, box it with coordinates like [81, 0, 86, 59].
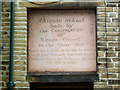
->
[28, 10, 96, 72]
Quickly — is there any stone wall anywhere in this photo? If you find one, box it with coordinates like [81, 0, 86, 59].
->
[2, 2, 29, 90]
[95, 3, 120, 89]
[1, 1, 120, 90]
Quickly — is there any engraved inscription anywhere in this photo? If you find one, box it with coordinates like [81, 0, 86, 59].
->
[28, 10, 96, 72]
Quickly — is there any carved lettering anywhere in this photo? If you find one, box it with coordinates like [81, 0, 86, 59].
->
[28, 10, 96, 72]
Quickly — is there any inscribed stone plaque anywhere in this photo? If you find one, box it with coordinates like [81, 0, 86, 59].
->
[28, 10, 96, 72]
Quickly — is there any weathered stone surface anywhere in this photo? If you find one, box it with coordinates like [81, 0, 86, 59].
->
[1, 1, 119, 90]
